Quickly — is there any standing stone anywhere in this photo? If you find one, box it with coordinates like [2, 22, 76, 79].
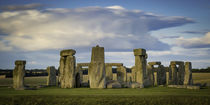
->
[13, 60, 26, 90]
[131, 66, 136, 82]
[184, 62, 193, 85]
[146, 64, 154, 86]
[133, 48, 147, 87]
[105, 65, 113, 81]
[159, 65, 166, 85]
[47, 66, 56, 86]
[177, 62, 185, 85]
[59, 49, 76, 88]
[167, 65, 172, 85]
[89, 45, 106, 88]
[117, 66, 127, 83]
[170, 64, 178, 85]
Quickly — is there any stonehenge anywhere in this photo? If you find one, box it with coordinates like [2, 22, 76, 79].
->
[89, 45, 106, 88]
[13, 60, 26, 90]
[46, 66, 56, 86]
[59, 49, 76, 88]
[12, 46, 197, 90]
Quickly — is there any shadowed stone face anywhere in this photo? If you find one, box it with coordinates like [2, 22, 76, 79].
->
[13, 60, 26, 90]
[170, 61, 185, 85]
[170, 64, 178, 85]
[133, 48, 147, 87]
[89, 45, 106, 88]
[59, 49, 76, 88]
[117, 66, 127, 83]
[184, 62, 193, 85]
[47, 66, 56, 86]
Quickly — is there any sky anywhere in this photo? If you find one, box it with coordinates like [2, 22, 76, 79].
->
[0, 0, 210, 69]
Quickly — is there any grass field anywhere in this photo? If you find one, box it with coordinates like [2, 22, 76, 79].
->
[0, 73, 210, 105]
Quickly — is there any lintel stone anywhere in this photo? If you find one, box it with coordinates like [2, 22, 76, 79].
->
[105, 63, 123, 66]
[170, 61, 184, 65]
[148, 62, 161, 65]
[60, 49, 76, 56]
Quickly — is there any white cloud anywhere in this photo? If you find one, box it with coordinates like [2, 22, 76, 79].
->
[0, 6, 194, 52]
[176, 32, 210, 48]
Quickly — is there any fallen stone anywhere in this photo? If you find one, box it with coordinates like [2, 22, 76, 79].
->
[131, 82, 144, 88]
[107, 81, 121, 88]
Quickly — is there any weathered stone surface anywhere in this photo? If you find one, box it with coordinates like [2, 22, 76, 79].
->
[107, 80, 121, 88]
[60, 49, 76, 56]
[89, 45, 106, 88]
[133, 48, 147, 87]
[131, 82, 144, 88]
[77, 63, 90, 67]
[46, 66, 56, 86]
[187, 85, 200, 90]
[184, 62, 193, 85]
[148, 62, 161, 65]
[15, 60, 26, 65]
[82, 75, 89, 83]
[131, 66, 136, 82]
[146, 65, 154, 86]
[170, 61, 185, 85]
[75, 65, 83, 88]
[167, 65, 172, 85]
[117, 66, 127, 83]
[126, 73, 132, 83]
[59, 49, 76, 88]
[113, 73, 117, 81]
[170, 61, 184, 65]
[133, 49, 146, 56]
[166, 72, 169, 85]
[105, 65, 113, 81]
[170, 64, 178, 85]
[157, 65, 166, 85]
[177, 62, 185, 85]
[105, 63, 123, 66]
[13, 60, 26, 90]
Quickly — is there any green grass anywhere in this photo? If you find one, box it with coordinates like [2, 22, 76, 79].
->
[0, 73, 210, 105]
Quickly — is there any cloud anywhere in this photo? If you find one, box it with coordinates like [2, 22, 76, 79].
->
[176, 32, 210, 48]
[0, 3, 44, 11]
[181, 30, 208, 34]
[0, 6, 194, 52]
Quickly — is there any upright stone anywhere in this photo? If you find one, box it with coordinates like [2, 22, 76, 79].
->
[105, 65, 113, 81]
[184, 62, 193, 85]
[47, 66, 56, 86]
[117, 66, 127, 83]
[146, 64, 154, 86]
[133, 48, 147, 87]
[89, 45, 106, 88]
[59, 49, 76, 88]
[159, 65, 166, 85]
[177, 62, 185, 85]
[13, 60, 26, 90]
[131, 66, 136, 82]
[170, 64, 178, 85]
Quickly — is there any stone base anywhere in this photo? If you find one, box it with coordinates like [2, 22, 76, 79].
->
[131, 82, 144, 88]
[107, 81, 121, 88]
